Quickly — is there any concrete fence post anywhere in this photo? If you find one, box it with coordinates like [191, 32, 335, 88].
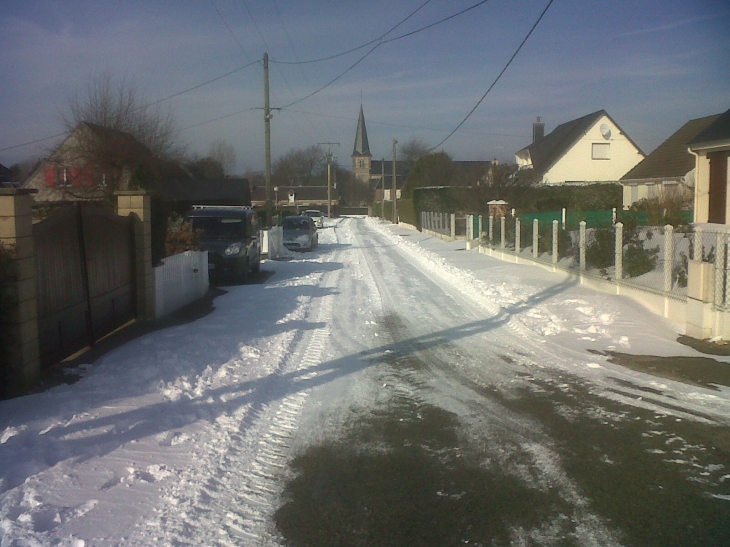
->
[715, 232, 727, 308]
[533, 218, 538, 259]
[116, 191, 155, 319]
[552, 220, 559, 264]
[693, 226, 703, 261]
[450, 213, 456, 240]
[579, 221, 586, 271]
[615, 222, 623, 280]
[0, 188, 40, 397]
[488, 215, 494, 247]
[478, 215, 483, 241]
[500, 216, 506, 249]
[515, 217, 521, 253]
[664, 224, 674, 292]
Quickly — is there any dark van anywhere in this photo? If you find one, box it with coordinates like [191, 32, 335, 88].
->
[184, 206, 261, 282]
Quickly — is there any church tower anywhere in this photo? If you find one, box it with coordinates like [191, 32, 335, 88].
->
[351, 105, 372, 183]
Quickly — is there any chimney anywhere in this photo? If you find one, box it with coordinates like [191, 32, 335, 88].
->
[533, 116, 544, 143]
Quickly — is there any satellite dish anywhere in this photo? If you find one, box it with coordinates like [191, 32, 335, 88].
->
[600, 123, 611, 140]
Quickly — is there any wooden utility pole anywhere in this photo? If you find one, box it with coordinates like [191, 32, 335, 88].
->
[319, 142, 339, 218]
[381, 158, 385, 217]
[264, 53, 272, 227]
[392, 139, 398, 224]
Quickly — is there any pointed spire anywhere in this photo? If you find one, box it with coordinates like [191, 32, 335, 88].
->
[353, 104, 371, 157]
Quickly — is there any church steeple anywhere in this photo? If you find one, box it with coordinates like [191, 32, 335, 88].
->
[352, 104, 372, 182]
[353, 105, 371, 156]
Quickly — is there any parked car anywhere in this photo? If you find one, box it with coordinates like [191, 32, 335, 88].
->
[184, 206, 261, 282]
[282, 215, 318, 251]
[304, 209, 324, 228]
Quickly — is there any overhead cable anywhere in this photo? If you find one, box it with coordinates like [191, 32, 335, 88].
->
[270, 0, 434, 65]
[1, 60, 261, 153]
[275, 0, 491, 109]
[430, 0, 556, 151]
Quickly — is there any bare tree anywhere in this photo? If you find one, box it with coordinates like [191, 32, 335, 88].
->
[209, 139, 237, 176]
[336, 166, 373, 206]
[272, 145, 325, 186]
[60, 71, 184, 192]
[399, 137, 431, 167]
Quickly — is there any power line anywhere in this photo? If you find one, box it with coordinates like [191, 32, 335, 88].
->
[430, 0, 556, 151]
[280, 107, 527, 139]
[145, 60, 261, 108]
[209, 0, 256, 65]
[1, 60, 261, 154]
[0, 132, 67, 153]
[273, 0, 492, 109]
[270, 0, 434, 65]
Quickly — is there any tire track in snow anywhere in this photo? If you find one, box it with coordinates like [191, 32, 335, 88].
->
[125, 243, 343, 545]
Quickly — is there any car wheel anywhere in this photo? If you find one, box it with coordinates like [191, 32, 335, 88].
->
[236, 258, 249, 283]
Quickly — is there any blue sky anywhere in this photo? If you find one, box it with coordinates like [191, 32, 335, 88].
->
[1, 0, 728, 174]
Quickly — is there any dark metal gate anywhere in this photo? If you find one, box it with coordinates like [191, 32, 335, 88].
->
[33, 203, 135, 368]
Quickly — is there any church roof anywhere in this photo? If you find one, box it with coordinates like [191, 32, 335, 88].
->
[352, 105, 371, 157]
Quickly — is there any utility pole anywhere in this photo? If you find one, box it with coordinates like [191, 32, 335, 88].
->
[381, 158, 385, 218]
[318, 142, 339, 218]
[392, 139, 398, 224]
[264, 52, 272, 227]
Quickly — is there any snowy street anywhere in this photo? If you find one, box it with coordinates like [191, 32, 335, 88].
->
[1, 216, 730, 546]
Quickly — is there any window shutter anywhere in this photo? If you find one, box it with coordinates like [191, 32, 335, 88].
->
[70, 167, 82, 186]
[45, 166, 56, 186]
[82, 167, 94, 187]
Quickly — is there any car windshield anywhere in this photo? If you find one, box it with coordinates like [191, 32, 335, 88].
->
[282, 218, 310, 231]
[190, 217, 245, 240]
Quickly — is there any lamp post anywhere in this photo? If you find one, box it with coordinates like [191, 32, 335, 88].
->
[273, 186, 279, 224]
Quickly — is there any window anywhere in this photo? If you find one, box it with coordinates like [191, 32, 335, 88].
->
[592, 143, 610, 160]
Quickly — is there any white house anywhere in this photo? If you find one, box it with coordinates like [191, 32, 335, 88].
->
[515, 110, 644, 185]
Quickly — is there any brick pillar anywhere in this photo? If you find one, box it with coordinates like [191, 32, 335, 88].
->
[0, 188, 40, 396]
[116, 191, 154, 319]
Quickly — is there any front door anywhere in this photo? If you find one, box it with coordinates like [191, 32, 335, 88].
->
[708, 151, 728, 224]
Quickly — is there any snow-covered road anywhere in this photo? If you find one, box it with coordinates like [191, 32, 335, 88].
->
[1, 217, 729, 546]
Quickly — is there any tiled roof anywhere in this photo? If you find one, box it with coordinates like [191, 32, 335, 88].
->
[352, 105, 371, 157]
[689, 107, 730, 147]
[516, 110, 642, 175]
[622, 114, 721, 180]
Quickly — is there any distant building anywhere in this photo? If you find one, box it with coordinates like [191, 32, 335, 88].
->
[514, 110, 644, 185]
[251, 185, 338, 212]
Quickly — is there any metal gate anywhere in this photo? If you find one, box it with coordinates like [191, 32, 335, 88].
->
[33, 203, 135, 368]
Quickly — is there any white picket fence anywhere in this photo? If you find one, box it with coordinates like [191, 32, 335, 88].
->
[154, 251, 209, 318]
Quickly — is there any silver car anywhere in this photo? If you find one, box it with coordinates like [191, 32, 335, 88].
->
[282, 215, 318, 251]
[304, 209, 324, 228]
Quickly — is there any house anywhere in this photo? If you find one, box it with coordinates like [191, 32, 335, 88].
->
[251, 185, 338, 212]
[688, 107, 730, 224]
[620, 114, 721, 209]
[685, 107, 730, 339]
[23, 122, 153, 203]
[514, 110, 644, 185]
